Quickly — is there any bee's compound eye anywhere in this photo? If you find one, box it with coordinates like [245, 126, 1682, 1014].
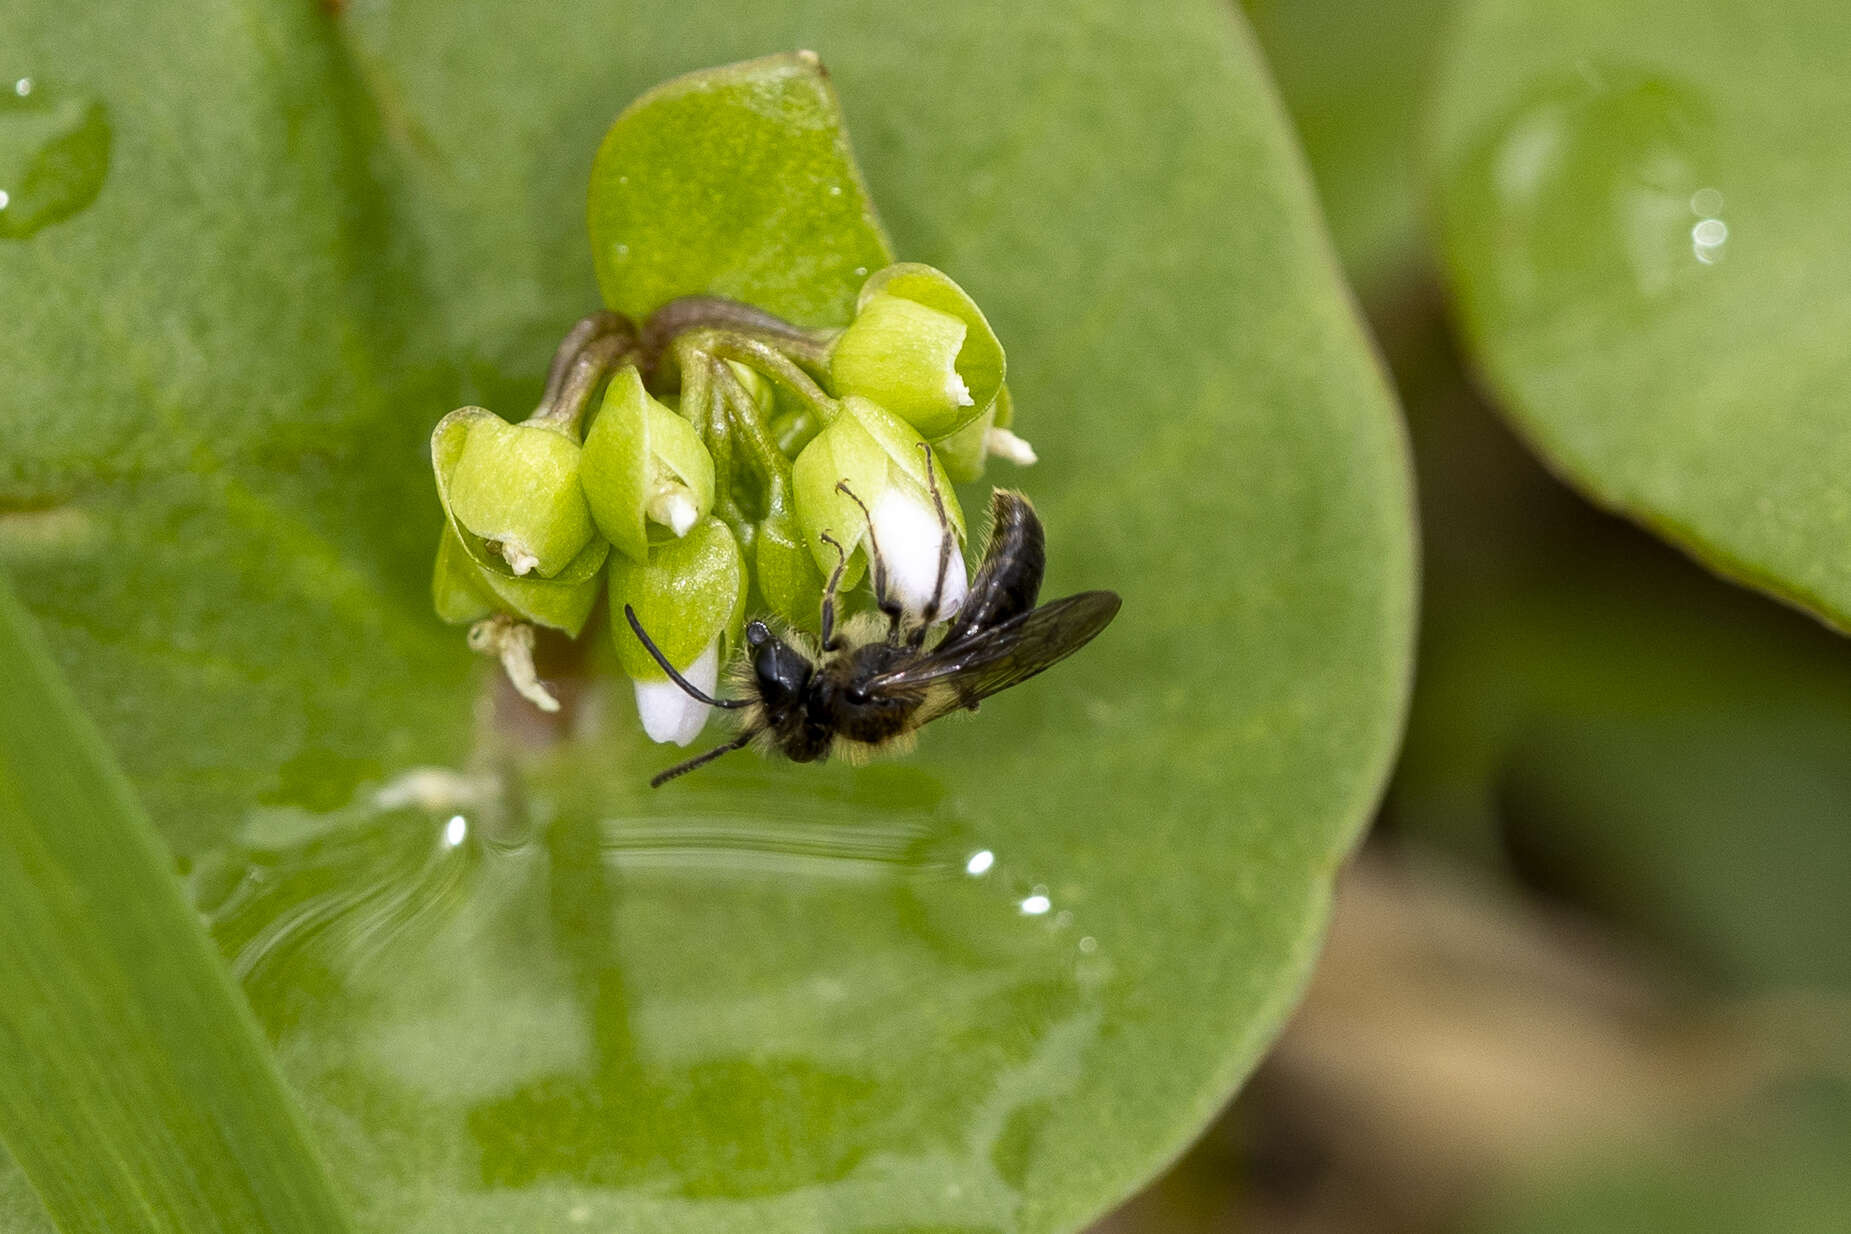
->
[846, 686, 869, 705]
[745, 621, 771, 647]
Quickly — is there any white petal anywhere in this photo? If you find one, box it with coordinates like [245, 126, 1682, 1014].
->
[647, 488, 699, 537]
[495, 539, 540, 576]
[634, 638, 718, 746]
[869, 486, 968, 619]
[946, 368, 974, 408]
[984, 426, 1038, 466]
[467, 616, 558, 711]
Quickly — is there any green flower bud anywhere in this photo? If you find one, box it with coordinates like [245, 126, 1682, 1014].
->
[829, 263, 1005, 439]
[935, 404, 993, 486]
[431, 526, 601, 636]
[432, 524, 496, 626]
[433, 407, 602, 579]
[754, 488, 825, 631]
[609, 517, 748, 745]
[608, 516, 747, 682]
[579, 366, 717, 564]
[792, 396, 966, 598]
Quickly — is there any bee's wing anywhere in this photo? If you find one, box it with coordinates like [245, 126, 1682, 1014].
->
[866, 590, 1122, 718]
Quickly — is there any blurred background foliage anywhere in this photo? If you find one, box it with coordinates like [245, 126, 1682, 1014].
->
[1093, 0, 1851, 1230]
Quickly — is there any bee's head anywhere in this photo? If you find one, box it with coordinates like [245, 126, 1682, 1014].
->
[746, 620, 811, 714]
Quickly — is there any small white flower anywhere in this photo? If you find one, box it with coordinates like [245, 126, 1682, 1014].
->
[983, 426, 1038, 466]
[634, 638, 718, 746]
[945, 369, 974, 408]
[646, 486, 700, 537]
[869, 485, 968, 619]
[494, 539, 541, 576]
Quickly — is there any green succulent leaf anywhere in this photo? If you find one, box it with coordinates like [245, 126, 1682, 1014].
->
[1, 6, 1416, 1234]
[1428, 0, 1851, 628]
[588, 52, 892, 325]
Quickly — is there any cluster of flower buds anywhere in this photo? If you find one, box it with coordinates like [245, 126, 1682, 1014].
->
[429, 264, 1033, 743]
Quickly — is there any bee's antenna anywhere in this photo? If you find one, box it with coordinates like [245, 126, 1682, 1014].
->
[650, 731, 755, 788]
[622, 605, 749, 710]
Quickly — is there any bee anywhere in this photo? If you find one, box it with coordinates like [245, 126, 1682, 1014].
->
[624, 460, 1121, 787]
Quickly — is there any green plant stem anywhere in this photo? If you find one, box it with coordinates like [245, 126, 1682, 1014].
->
[641, 294, 836, 370]
[711, 355, 794, 494]
[678, 351, 746, 528]
[531, 328, 640, 434]
[675, 330, 840, 423]
[535, 310, 635, 416]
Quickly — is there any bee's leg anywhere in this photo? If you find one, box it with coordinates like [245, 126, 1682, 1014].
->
[909, 442, 956, 648]
[650, 728, 757, 788]
[835, 481, 908, 643]
[817, 531, 852, 652]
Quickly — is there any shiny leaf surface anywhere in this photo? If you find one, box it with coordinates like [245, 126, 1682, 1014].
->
[0, 5, 1416, 1232]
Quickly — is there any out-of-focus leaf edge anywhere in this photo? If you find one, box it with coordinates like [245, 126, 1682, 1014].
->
[1416, 8, 1851, 638]
[0, 569, 356, 1234]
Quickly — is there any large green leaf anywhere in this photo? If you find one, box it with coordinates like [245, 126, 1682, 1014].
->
[587, 53, 890, 326]
[0, 0, 474, 856]
[1426, 0, 1851, 627]
[4, 4, 1415, 1232]
[0, 573, 355, 1234]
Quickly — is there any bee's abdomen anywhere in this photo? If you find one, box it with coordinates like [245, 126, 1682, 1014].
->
[944, 490, 1045, 643]
[832, 696, 922, 744]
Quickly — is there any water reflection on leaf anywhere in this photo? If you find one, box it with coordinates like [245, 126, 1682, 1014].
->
[196, 758, 1113, 1229]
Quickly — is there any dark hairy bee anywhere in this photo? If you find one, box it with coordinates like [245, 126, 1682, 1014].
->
[625, 466, 1121, 787]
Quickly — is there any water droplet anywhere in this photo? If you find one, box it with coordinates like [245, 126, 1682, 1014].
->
[1078, 935, 1099, 954]
[853, 265, 868, 277]
[828, 184, 843, 197]
[0, 79, 110, 239]
[965, 848, 995, 875]
[1450, 65, 1719, 327]
[1020, 893, 1051, 916]
[613, 242, 629, 257]
[1691, 215, 1729, 264]
[442, 814, 468, 847]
